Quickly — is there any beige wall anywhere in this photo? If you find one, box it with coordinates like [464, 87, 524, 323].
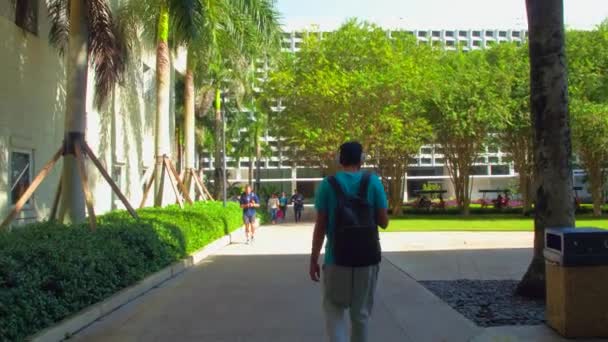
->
[0, 2, 181, 226]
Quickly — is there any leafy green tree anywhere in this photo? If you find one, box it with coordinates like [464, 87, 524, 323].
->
[486, 42, 534, 215]
[567, 23, 608, 216]
[264, 21, 432, 211]
[427, 50, 502, 216]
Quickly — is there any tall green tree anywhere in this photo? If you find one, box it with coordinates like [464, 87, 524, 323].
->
[567, 24, 608, 216]
[517, 0, 575, 299]
[119, 0, 205, 206]
[265, 21, 432, 210]
[427, 50, 502, 216]
[486, 42, 534, 215]
[46, 0, 127, 223]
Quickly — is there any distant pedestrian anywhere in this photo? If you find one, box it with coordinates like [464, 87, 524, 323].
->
[268, 193, 280, 224]
[279, 191, 289, 221]
[309, 141, 389, 342]
[291, 189, 305, 223]
[240, 185, 260, 244]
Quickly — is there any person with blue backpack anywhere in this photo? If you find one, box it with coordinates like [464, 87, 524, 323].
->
[309, 141, 389, 342]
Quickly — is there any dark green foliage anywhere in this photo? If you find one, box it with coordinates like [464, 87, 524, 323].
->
[0, 201, 242, 341]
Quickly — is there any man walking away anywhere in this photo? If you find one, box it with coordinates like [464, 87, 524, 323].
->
[309, 141, 389, 342]
[240, 185, 260, 244]
[291, 189, 305, 223]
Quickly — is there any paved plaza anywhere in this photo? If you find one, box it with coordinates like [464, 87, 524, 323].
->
[72, 225, 602, 341]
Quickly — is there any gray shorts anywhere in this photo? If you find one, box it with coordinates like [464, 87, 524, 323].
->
[243, 214, 256, 224]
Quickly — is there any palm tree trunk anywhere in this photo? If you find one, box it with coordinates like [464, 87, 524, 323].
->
[255, 127, 261, 193]
[153, 4, 171, 207]
[214, 89, 223, 198]
[184, 50, 196, 197]
[517, 0, 575, 299]
[60, 0, 88, 223]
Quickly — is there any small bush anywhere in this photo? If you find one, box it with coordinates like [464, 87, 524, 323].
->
[0, 201, 242, 341]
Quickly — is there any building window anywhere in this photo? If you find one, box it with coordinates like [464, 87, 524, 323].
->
[485, 31, 494, 37]
[472, 31, 481, 37]
[471, 165, 489, 176]
[10, 150, 33, 206]
[499, 31, 507, 37]
[432, 31, 441, 37]
[473, 40, 482, 47]
[15, 0, 38, 35]
[445, 31, 454, 37]
[240, 161, 251, 168]
[446, 40, 455, 47]
[268, 161, 280, 168]
[491, 165, 510, 175]
[434, 158, 445, 165]
[421, 158, 432, 165]
[512, 31, 521, 38]
[421, 147, 433, 155]
[488, 156, 500, 164]
[459, 31, 468, 37]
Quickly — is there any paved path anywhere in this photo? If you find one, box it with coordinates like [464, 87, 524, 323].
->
[73, 225, 479, 341]
[72, 225, 602, 341]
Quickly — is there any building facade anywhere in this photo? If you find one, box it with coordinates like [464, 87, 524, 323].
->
[0, 0, 185, 226]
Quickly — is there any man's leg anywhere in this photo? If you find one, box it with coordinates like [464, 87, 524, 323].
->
[250, 215, 256, 241]
[323, 264, 352, 342]
[349, 264, 380, 342]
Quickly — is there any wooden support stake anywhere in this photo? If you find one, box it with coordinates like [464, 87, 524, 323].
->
[83, 143, 139, 219]
[163, 157, 184, 208]
[1, 147, 63, 229]
[167, 158, 193, 204]
[50, 176, 63, 221]
[74, 143, 97, 231]
[140, 166, 157, 208]
[192, 171, 210, 201]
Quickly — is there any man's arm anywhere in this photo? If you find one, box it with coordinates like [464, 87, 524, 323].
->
[376, 208, 389, 229]
[309, 212, 327, 282]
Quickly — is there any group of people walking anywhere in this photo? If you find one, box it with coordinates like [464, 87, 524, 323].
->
[267, 190, 305, 224]
[239, 187, 306, 243]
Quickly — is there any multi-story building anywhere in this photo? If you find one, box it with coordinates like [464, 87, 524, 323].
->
[281, 28, 528, 53]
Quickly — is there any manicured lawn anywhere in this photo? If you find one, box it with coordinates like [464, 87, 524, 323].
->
[386, 214, 608, 232]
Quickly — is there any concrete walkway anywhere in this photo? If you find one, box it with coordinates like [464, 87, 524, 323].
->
[72, 225, 602, 342]
[73, 225, 480, 341]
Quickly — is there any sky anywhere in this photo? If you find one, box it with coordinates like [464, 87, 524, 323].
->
[276, 0, 608, 31]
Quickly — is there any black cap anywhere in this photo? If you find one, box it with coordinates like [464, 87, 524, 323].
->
[339, 141, 363, 166]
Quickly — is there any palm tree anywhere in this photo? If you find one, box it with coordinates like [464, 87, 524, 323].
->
[118, 0, 203, 206]
[1, 0, 129, 228]
[180, 0, 281, 199]
[517, 0, 575, 298]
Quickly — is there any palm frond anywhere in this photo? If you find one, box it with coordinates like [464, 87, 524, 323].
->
[170, 0, 204, 46]
[47, 0, 70, 54]
[86, 0, 128, 107]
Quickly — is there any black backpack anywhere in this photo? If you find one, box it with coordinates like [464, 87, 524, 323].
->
[327, 172, 381, 267]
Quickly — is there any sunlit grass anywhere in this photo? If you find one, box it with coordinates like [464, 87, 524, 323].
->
[386, 214, 608, 232]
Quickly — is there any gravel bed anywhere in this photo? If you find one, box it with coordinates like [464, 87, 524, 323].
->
[420, 280, 545, 327]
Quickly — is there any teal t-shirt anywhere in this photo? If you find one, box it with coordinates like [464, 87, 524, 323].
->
[314, 171, 388, 265]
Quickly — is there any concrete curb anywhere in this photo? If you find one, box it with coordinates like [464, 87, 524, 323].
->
[29, 227, 245, 342]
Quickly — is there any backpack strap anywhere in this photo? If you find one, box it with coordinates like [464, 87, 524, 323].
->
[327, 176, 345, 201]
[358, 172, 371, 200]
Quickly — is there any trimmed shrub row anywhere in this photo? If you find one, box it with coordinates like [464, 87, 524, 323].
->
[0, 201, 244, 341]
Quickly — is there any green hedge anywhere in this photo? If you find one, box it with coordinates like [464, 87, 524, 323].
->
[0, 201, 243, 341]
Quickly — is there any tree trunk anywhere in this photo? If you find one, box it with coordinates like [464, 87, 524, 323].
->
[586, 157, 603, 217]
[519, 170, 534, 215]
[213, 89, 223, 198]
[517, 0, 575, 299]
[255, 127, 261, 193]
[60, 0, 88, 223]
[184, 50, 196, 197]
[154, 5, 171, 207]
[248, 152, 254, 186]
